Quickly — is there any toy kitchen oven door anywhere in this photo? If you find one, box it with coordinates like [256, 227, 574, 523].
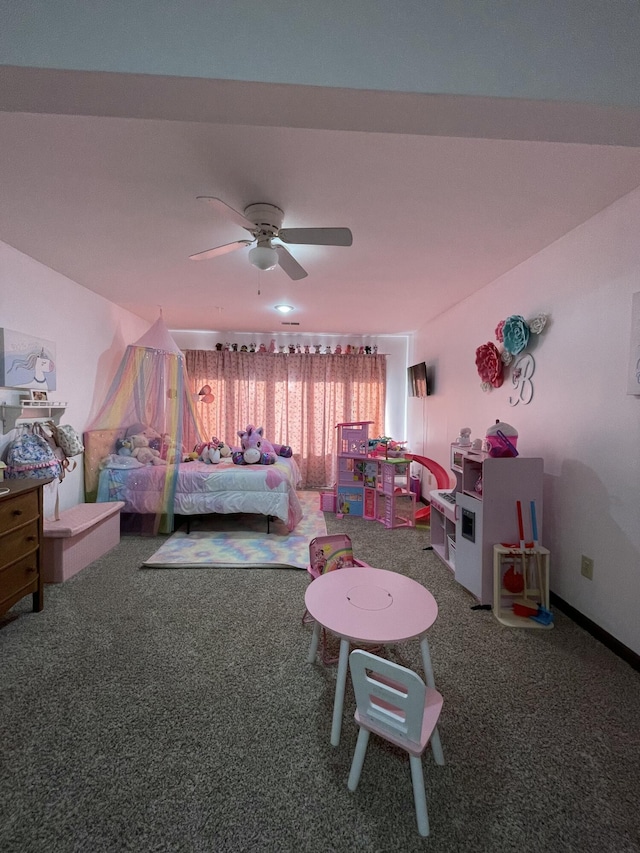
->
[454, 492, 485, 602]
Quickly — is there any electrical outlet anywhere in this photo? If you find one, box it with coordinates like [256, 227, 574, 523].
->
[581, 555, 594, 580]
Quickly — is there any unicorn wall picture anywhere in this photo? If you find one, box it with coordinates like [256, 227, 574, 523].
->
[0, 329, 57, 391]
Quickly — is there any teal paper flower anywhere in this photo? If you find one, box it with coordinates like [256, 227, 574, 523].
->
[502, 315, 530, 354]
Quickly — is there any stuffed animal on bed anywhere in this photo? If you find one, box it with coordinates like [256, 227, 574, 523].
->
[232, 424, 293, 465]
[194, 437, 232, 464]
[129, 433, 166, 465]
[158, 433, 189, 463]
[215, 438, 232, 459]
[122, 423, 167, 455]
[116, 437, 134, 456]
[133, 446, 166, 465]
[195, 440, 220, 464]
[126, 423, 162, 442]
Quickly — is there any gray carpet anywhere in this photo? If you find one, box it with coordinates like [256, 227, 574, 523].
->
[1, 510, 639, 853]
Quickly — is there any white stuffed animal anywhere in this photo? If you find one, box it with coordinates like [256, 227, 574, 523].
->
[202, 445, 221, 464]
[456, 427, 472, 446]
[195, 437, 231, 464]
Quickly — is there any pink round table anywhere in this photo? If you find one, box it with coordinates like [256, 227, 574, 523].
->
[305, 566, 440, 747]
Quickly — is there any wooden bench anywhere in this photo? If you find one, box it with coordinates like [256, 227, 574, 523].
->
[42, 502, 125, 583]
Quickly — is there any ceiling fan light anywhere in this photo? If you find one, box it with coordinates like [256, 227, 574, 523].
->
[248, 245, 278, 271]
[275, 304, 294, 314]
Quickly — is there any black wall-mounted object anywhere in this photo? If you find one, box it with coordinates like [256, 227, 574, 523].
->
[407, 361, 432, 397]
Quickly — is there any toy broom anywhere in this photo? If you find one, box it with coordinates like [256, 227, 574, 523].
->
[530, 500, 544, 600]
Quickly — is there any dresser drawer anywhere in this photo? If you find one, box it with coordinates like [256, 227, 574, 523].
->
[0, 489, 39, 530]
[0, 552, 39, 607]
[0, 519, 39, 570]
[0, 481, 45, 616]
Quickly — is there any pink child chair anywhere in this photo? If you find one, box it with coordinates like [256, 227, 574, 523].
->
[347, 649, 445, 838]
[302, 534, 370, 663]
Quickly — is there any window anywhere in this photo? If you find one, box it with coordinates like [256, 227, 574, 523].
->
[185, 350, 386, 488]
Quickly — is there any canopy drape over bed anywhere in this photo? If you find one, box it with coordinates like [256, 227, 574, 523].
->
[84, 316, 205, 532]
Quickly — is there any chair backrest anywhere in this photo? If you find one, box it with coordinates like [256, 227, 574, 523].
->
[349, 650, 426, 745]
[308, 534, 355, 579]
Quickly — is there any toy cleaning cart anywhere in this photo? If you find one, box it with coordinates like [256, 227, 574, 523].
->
[493, 545, 551, 629]
[493, 500, 553, 629]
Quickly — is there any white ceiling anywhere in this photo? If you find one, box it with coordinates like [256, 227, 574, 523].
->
[1, 68, 640, 337]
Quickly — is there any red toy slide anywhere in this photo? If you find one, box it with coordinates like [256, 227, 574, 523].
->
[405, 454, 453, 523]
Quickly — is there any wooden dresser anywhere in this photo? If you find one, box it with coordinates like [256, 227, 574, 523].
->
[0, 479, 49, 616]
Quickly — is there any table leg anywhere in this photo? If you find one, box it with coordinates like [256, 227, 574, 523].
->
[420, 635, 445, 764]
[419, 636, 436, 689]
[307, 620, 321, 663]
[331, 638, 350, 747]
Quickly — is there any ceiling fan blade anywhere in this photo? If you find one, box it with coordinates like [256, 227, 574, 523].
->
[189, 240, 252, 261]
[275, 245, 308, 280]
[196, 197, 257, 232]
[278, 227, 353, 247]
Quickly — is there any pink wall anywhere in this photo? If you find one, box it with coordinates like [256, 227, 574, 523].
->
[409, 185, 640, 656]
[0, 242, 149, 512]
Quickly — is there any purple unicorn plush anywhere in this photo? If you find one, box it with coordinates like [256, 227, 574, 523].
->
[232, 424, 293, 465]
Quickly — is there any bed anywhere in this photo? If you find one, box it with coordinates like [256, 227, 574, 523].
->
[84, 428, 304, 531]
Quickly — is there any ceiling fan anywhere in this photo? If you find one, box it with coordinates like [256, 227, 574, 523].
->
[189, 197, 353, 280]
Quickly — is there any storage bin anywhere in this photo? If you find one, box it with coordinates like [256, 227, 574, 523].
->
[336, 486, 364, 516]
[486, 434, 518, 456]
[42, 501, 124, 583]
[485, 422, 518, 457]
[410, 475, 421, 498]
[320, 491, 336, 513]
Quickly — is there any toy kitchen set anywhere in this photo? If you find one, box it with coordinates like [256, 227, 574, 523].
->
[429, 422, 544, 609]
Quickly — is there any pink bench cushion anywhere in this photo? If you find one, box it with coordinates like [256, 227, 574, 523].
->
[44, 502, 125, 538]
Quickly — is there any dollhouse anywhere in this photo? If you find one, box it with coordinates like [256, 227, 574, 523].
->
[327, 421, 416, 529]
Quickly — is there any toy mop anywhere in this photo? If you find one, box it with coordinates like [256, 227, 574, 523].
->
[528, 500, 553, 626]
[512, 500, 539, 618]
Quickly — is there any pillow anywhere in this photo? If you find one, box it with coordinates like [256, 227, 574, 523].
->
[100, 454, 144, 470]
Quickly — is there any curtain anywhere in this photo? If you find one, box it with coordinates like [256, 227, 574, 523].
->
[184, 351, 386, 488]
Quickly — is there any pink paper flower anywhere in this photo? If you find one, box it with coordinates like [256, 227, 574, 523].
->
[495, 320, 505, 342]
[475, 342, 504, 388]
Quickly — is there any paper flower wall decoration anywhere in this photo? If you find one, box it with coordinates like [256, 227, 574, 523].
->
[475, 342, 504, 389]
[475, 313, 548, 392]
[198, 384, 215, 404]
[502, 315, 530, 355]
